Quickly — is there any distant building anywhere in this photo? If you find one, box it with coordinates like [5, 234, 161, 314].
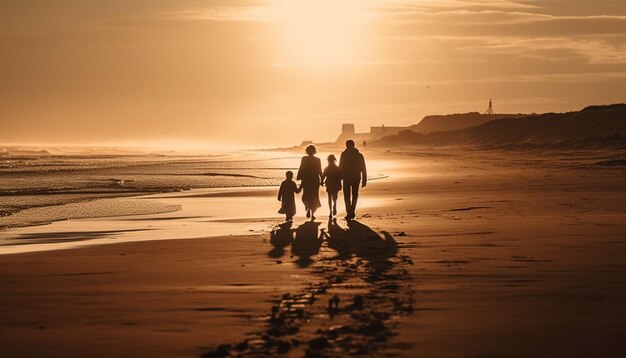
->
[370, 124, 408, 137]
[341, 123, 355, 137]
[336, 123, 410, 143]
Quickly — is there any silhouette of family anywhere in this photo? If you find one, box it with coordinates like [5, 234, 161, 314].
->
[278, 140, 367, 222]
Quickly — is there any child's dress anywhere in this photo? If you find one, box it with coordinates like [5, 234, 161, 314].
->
[322, 165, 342, 196]
[278, 179, 300, 217]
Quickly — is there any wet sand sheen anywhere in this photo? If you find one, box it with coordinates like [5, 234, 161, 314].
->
[0, 186, 386, 254]
[0, 234, 312, 358]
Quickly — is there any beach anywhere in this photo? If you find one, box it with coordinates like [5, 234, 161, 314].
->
[1, 148, 626, 357]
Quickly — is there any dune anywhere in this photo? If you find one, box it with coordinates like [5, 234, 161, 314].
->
[375, 103, 626, 148]
[410, 112, 527, 134]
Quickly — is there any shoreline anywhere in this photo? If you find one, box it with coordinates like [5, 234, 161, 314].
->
[0, 185, 387, 255]
[0, 186, 277, 255]
[0, 148, 392, 255]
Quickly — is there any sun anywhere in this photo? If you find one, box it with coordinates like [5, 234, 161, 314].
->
[269, 0, 372, 65]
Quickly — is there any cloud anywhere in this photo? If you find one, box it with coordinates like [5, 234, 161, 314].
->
[167, 6, 272, 22]
[390, 72, 626, 86]
[368, 2, 626, 65]
[388, 9, 626, 24]
[378, 0, 540, 12]
[380, 10, 626, 38]
[454, 36, 626, 64]
[168, 0, 541, 22]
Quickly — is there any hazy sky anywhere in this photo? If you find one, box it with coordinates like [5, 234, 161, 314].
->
[1, 0, 625, 147]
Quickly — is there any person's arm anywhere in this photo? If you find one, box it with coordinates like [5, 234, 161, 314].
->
[321, 167, 327, 186]
[296, 157, 304, 181]
[317, 158, 322, 184]
[339, 152, 345, 174]
[361, 154, 367, 187]
[278, 182, 284, 201]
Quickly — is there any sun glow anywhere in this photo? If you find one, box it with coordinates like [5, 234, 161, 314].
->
[270, 0, 373, 65]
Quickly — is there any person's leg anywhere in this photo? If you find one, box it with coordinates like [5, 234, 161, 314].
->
[328, 194, 333, 218]
[343, 182, 356, 219]
[351, 184, 360, 218]
[343, 183, 352, 217]
[332, 193, 337, 216]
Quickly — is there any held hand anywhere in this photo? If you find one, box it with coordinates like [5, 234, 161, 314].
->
[362, 181, 367, 188]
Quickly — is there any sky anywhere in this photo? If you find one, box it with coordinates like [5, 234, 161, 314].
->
[1, 0, 625, 148]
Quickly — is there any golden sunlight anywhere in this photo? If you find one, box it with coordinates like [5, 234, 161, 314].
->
[270, 0, 373, 65]
[2, 1, 626, 357]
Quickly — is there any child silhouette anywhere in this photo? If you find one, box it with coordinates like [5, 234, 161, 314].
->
[277, 171, 301, 221]
[321, 154, 342, 218]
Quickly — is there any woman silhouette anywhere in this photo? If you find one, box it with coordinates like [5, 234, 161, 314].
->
[297, 145, 322, 221]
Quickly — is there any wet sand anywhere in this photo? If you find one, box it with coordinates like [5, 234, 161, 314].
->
[0, 234, 312, 357]
[1, 148, 626, 357]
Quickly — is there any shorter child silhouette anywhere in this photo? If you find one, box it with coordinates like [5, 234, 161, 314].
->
[277, 171, 301, 221]
[321, 154, 342, 218]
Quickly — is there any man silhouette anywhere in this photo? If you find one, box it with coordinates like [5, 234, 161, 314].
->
[339, 140, 367, 220]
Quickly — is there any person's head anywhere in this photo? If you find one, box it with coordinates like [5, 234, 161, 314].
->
[305, 144, 317, 156]
[345, 140, 355, 149]
[285, 171, 293, 180]
[327, 154, 336, 164]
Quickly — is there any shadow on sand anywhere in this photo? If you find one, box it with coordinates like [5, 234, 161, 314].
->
[207, 220, 411, 357]
[270, 221, 324, 267]
[325, 219, 398, 271]
[269, 219, 398, 270]
[269, 222, 295, 258]
[292, 221, 323, 267]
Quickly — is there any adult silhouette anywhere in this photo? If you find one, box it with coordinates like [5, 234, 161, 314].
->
[297, 144, 322, 220]
[339, 140, 367, 220]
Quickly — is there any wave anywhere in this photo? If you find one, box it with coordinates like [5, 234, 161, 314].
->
[198, 172, 267, 179]
[0, 198, 181, 231]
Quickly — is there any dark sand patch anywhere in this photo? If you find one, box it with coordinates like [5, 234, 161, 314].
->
[119, 216, 206, 221]
[1, 229, 151, 246]
[448, 206, 492, 211]
[596, 159, 626, 167]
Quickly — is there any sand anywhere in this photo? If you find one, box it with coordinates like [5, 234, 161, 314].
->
[1, 147, 626, 357]
[0, 235, 312, 357]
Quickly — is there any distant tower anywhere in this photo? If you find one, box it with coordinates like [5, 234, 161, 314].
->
[485, 99, 494, 115]
[341, 123, 355, 137]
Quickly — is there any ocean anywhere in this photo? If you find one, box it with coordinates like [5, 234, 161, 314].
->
[0, 150, 300, 230]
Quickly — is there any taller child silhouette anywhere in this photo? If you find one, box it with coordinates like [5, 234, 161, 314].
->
[339, 140, 367, 220]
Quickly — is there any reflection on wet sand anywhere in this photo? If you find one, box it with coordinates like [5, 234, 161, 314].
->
[269, 222, 294, 258]
[292, 221, 323, 267]
[270, 219, 398, 270]
[216, 220, 412, 357]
